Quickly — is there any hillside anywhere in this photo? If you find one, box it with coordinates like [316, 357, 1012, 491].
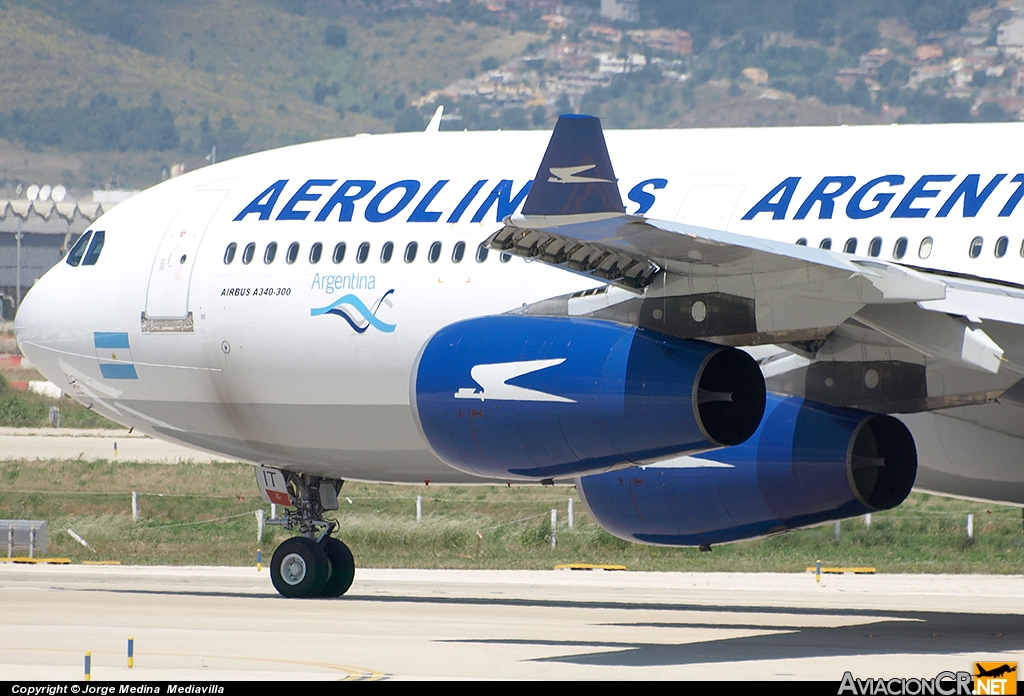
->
[0, 1, 540, 187]
[0, 0, 1012, 190]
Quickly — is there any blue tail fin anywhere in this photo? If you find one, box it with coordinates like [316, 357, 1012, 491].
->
[520, 114, 625, 217]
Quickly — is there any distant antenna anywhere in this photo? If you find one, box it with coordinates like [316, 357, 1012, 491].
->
[26, 185, 39, 201]
[39, 185, 52, 202]
[425, 105, 444, 133]
[52, 185, 67, 203]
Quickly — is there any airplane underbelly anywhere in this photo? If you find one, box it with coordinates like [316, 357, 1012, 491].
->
[115, 398, 471, 482]
[901, 411, 1024, 505]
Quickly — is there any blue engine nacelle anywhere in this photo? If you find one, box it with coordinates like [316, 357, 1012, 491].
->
[576, 393, 917, 546]
[412, 315, 766, 479]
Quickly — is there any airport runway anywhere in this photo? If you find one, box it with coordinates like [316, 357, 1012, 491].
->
[0, 428, 232, 463]
[0, 564, 1021, 680]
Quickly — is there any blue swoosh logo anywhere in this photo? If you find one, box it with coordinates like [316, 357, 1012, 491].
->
[311, 291, 396, 333]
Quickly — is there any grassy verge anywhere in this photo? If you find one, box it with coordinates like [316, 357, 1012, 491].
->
[0, 374, 119, 428]
[0, 458, 1021, 573]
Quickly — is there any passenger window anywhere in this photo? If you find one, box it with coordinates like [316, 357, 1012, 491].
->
[404, 241, 418, 263]
[428, 241, 442, 263]
[995, 236, 1009, 258]
[476, 243, 489, 262]
[242, 242, 255, 264]
[66, 231, 93, 267]
[224, 242, 237, 264]
[264, 242, 278, 264]
[919, 237, 933, 259]
[969, 236, 983, 258]
[381, 241, 394, 263]
[356, 242, 370, 264]
[795, 238, 807, 246]
[819, 238, 832, 250]
[501, 252, 511, 263]
[843, 238, 857, 254]
[82, 231, 105, 266]
[332, 242, 346, 264]
[868, 237, 882, 257]
[310, 242, 323, 264]
[452, 241, 466, 263]
[893, 237, 907, 260]
[286, 242, 299, 264]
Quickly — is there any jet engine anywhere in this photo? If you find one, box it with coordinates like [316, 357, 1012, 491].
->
[412, 315, 766, 479]
[576, 393, 917, 546]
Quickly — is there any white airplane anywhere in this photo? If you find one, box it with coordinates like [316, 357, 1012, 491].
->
[14, 114, 1024, 598]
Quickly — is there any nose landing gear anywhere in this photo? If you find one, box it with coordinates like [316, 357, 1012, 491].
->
[262, 471, 356, 599]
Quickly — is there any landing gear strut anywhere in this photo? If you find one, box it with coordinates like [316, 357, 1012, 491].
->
[264, 472, 355, 599]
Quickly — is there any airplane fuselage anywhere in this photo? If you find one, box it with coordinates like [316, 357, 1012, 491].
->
[15, 123, 1024, 498]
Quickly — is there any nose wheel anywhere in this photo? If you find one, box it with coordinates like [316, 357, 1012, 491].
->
[321, 537, 356, 597]
[270, 536, 355, 599]
[270, 537, 329, 598]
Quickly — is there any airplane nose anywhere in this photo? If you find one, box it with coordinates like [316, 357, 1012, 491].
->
[13, 270, 68, 375]
[14, 277, 46, 364]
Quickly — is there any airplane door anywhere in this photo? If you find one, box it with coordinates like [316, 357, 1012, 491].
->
[144, 190, 227, 320]
[675, 185, 745, 231]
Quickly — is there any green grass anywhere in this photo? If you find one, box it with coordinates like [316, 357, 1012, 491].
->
[0, 374, 119, 428]
[0, 458, 1021, 573]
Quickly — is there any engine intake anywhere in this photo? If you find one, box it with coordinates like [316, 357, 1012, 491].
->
[577, 393, 917, 546]
[412, 315, 766, 479]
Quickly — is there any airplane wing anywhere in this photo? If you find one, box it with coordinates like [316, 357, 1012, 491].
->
[488, 115, 1024, 413]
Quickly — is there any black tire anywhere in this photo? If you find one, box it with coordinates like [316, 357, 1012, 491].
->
[320, 537, 355, 597]
[270, 537, 329, 598]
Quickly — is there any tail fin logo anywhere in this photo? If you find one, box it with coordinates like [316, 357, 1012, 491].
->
[548, 165, 613, 185]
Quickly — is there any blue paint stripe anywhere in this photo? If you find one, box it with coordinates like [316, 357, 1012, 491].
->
[94, 332, 130, 349]
[99, 363, 138, 379]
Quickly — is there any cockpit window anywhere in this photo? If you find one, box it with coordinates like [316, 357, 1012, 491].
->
[66, 231, 93, 267]
[81, 230, 105, 266]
